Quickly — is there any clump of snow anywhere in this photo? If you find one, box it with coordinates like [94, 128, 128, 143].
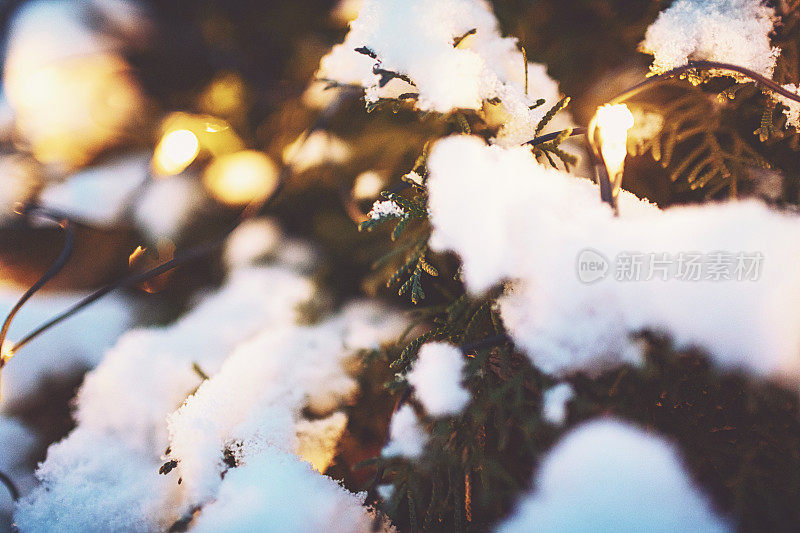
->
[15, 263, 318, 531]
[368, 200, 404, 220]
[496, 419, 729, 532]
[39, 154, 150, 227]
[133, 174, 208, 242]
[640, 0, 779, 79]
[282, 130, 351, 173]
[426, 135, 800, 381]
[189, 447, 379, 533]
[541, 383, 573, 425]
[317, 0, 569, 146]
[166, 300, 407, 507]
[75, 266, 317, 452]
[0, 288, 134, 411]
[15, 431, 179, 532]
[382, 404, 427, 459]
[222, 218, 282, 270]
[407, 342, 470, 417]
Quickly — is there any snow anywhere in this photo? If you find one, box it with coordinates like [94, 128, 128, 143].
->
[166, 301, 407, 506]
[38, 154, 150, 227]
[317, 0, 570, 146]
[0, 288, 134, 411]
[15, 225, 407, 530]
[541, 383, 573, 425]
[14, 432, 178, 532]
[496, 419, 729, 533]
[407, 342, 470, 417]
[189, 447, 378, 533]
[74, 266, 317, 452]
[15, 263, 318, 531]
[640, 0, 779, 79]
[426, 135, 800, 381]
[382, 404, 427, 459]
[368, 200, 403, 220]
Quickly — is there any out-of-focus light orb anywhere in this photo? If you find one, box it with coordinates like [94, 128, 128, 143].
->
[352, 171, 385, 200]
[153, 129, 200, 175]
[4, 1, 146, 170]
[198, 72, 248, 125]
[203, 150, 278, 206]
[152, 112, 244, 177]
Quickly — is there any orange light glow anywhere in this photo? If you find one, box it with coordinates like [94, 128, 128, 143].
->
[203, 150, 279, 206]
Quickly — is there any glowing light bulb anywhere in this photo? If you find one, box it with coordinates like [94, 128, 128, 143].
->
[589, 104, 634, 207]
[203, 150, 279, 206]
[153, 128, 200, 176]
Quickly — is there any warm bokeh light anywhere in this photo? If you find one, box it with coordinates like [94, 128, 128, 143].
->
[153, 128, 200, 175]
[203, 150, 279, 206]
[152, 112, 245, 176]
[593, 103, 634, 197]
[5, 54, 145, 169]
[198, 72, 248, 126]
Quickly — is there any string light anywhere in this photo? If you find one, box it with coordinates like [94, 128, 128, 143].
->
[588, 103, 635, 213]
[152, 128, 200, 176]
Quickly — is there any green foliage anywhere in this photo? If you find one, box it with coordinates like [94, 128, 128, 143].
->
[631, 84, 770, 196]
[534, 96, 570, 136]
[532, 126, 578, 171]
[377, 345, 555, 532]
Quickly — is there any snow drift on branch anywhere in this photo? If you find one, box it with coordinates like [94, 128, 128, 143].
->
[317, 0, 568, 146]
[496, 419, 728, 532]
[166, 301, 407, 507]
[640, 0, 779, 79]
[426, 135, 800, 381]
[16, 226, 405, 531]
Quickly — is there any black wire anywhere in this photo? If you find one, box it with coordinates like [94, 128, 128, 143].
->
[525, 126, 587, 146]
[0, 470, 19, 502]
[0, 206, 75, 363]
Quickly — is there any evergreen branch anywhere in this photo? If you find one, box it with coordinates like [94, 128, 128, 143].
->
[534, 96, 570, 136]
